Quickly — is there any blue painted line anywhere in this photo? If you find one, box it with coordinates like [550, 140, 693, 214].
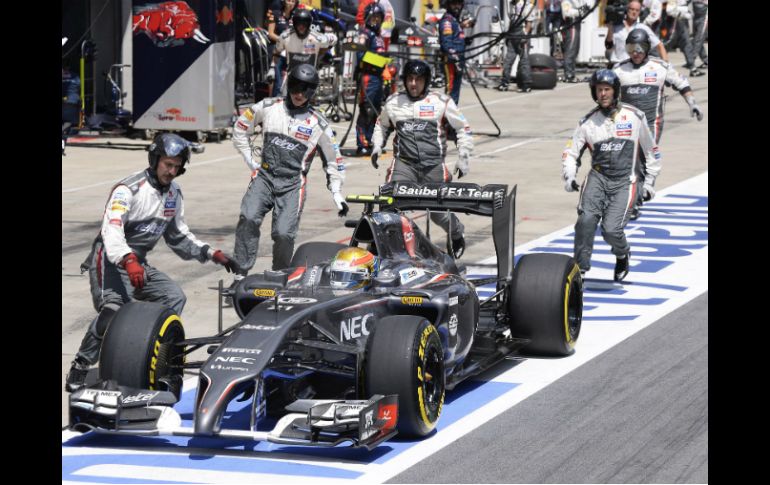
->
[62, 451, 362, 483]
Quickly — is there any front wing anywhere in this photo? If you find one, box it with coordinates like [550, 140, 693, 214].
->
[69, 385, 399, 450]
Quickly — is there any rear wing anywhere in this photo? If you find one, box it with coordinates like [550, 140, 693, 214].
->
[370, 182, 518, 287]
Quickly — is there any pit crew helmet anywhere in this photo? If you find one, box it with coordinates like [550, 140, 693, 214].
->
[292, 8, 313, 39]
[330, 247, 380, 291]
[286, 63, 320, 113]
[364, 2, 386, 33]
[401, 59, 432, 100]
[625, 28, 651, 62]
[589, 69, 621, 107]
[148, 133, 190, 176]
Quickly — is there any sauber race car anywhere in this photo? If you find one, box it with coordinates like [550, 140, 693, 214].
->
[68, 181, 583, 450]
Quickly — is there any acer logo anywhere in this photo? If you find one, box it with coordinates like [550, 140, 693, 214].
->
[271, 138, 300, 150]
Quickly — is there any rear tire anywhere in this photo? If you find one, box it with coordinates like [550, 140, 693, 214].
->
[508, 253, 582, 356]
[99, 302, 185, 390]
[365, 315, 445, 438]
[528, 54, 558, 90]
[289, 241, 347, 268]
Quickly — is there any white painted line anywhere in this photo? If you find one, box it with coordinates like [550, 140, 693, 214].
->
[477, 137, 542, 157]
[62, 155, 242, 193]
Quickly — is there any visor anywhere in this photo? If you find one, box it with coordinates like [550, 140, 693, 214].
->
[625, 43, 646, 55]
[288, 80, 314, 94]
[331, 270, 369, 284]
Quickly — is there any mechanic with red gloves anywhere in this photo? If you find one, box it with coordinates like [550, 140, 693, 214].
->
[66, 133, 236, 392]
[370, 60, 473, 258]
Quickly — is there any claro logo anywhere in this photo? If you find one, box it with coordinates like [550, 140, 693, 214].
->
[340, 313, 374, 342]
[599, 142, 624, 152]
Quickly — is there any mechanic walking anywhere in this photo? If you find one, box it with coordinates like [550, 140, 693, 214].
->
[560, 0, 590, 83]
[439, 0, 468, 104]
[496, 0, 535, 93]
[370, 59, 473, 258]
[230, 63, 347, 282]
[265, 0, 298, 96]
[614, 28, 702, 219]
[562, 69, 661, 282]
[354, 1, 388, 157]
[272, 8, 337, 92]
[605, 0, 668, 66]
[65, 134, 236, 392]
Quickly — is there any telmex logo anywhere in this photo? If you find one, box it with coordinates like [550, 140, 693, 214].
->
[401, 296, 423, 305]
[253, 288, 276, 297]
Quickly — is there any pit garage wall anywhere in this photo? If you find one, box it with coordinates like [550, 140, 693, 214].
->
[132, 0, 235, 131]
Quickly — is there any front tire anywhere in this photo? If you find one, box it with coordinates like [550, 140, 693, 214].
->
[365, 315, 445, 438]
[508, 253, 583, 356]
[99, 302, 185, 391]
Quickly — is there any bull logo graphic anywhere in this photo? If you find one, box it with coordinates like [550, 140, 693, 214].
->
[133, 1, 210, 47]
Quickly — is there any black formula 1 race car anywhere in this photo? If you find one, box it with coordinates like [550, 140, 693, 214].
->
[69, 181, 583, 450]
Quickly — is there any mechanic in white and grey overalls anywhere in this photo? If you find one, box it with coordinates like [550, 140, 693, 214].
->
[562, 69, 661, 282]
[66, 134, 235, 392]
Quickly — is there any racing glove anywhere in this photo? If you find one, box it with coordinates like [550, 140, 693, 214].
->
[686, 96, 704, 121]
[266, 63, 275, 82]
[643, 183, 656, 201]
[333, 192, 349, 217]
[454, 153, 470, 179]
[371, 146, 382, 169]
[121, 253, 145, 290]
[211, 250, 237, 273]
[564, 176, 578, 192]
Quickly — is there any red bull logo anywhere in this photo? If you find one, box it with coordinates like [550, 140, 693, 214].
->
[216, 6, 233, 25]
[133, 1, 210, 47]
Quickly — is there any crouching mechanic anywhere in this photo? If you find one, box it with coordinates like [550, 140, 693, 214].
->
[66, 133, 236, 392]
[231, 63, 347, 282]
[562, 69, 661, 282]
[614, 28, 702, 219]
[370, 59, 473, 258]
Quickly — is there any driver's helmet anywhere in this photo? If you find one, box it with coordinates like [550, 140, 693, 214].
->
[329, 247, 380, 291]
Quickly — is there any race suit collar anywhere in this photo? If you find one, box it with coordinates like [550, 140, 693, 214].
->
[145, 168, 171, 193]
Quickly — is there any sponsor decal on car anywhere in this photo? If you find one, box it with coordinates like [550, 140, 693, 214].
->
[214, 356, 256, 365]
[241, 324, 279, 331]
[340, 313, 374, 341]
[222, 347, 262, 355]
[122, 391, 160, 404]
[253, 288, 276, 297]
[401, 296, 423, 305]
[399, 267, 425, 284]
[448, 313, 458, 336]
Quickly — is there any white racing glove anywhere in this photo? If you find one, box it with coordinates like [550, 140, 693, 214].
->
[686, 96, 704, 121]
[370, 145, 382, 169]
[643, 183, 656, 201]
[333, 192, 349, 217]
[266, 63, 275, 82]
[564, 176, 578, 192]
[454, 153, 470, 179]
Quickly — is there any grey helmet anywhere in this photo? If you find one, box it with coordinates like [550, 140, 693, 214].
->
[148, 133, 191, 176]
[285, 63, 320, 113]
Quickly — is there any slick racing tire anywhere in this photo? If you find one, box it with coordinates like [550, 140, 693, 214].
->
[365, 315, 445, 438]
[99, 301, 185, 392]
[508, 253, 582, 356]
[528, 53, 558, 90]
[289, 241, 347, 268]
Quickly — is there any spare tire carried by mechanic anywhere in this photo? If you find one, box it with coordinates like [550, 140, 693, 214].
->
[525, 53, 558, 90]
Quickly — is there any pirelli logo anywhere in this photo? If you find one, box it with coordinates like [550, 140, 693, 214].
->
[253, 288, 276, 298]
[401, 296, 423, 305]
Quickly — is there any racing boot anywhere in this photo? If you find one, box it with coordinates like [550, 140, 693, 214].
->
[451, 234, 466, 259]
[496, 82, 510, 91]
[629, 206, 641, 221]
[65, 358, 90, 392]
[613, 252, 630, 282]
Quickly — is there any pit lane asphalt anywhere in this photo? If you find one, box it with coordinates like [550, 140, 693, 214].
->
[62, 52, 707, 477]
[389, 292, 708, 484]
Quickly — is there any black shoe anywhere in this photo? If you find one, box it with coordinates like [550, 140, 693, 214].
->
[689, 69, 705, 77]
[629, 207, 641, 221]
[565, 77, 579, 83]
[496, 83, 509, 91]
[65, 363, 89, 392]
[355, 147, 371, 157]
[614, 253, 630, 282]
[517, 86, 532, 93]
[451, 235, 466, 259]
[697, 62, 708, 69]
